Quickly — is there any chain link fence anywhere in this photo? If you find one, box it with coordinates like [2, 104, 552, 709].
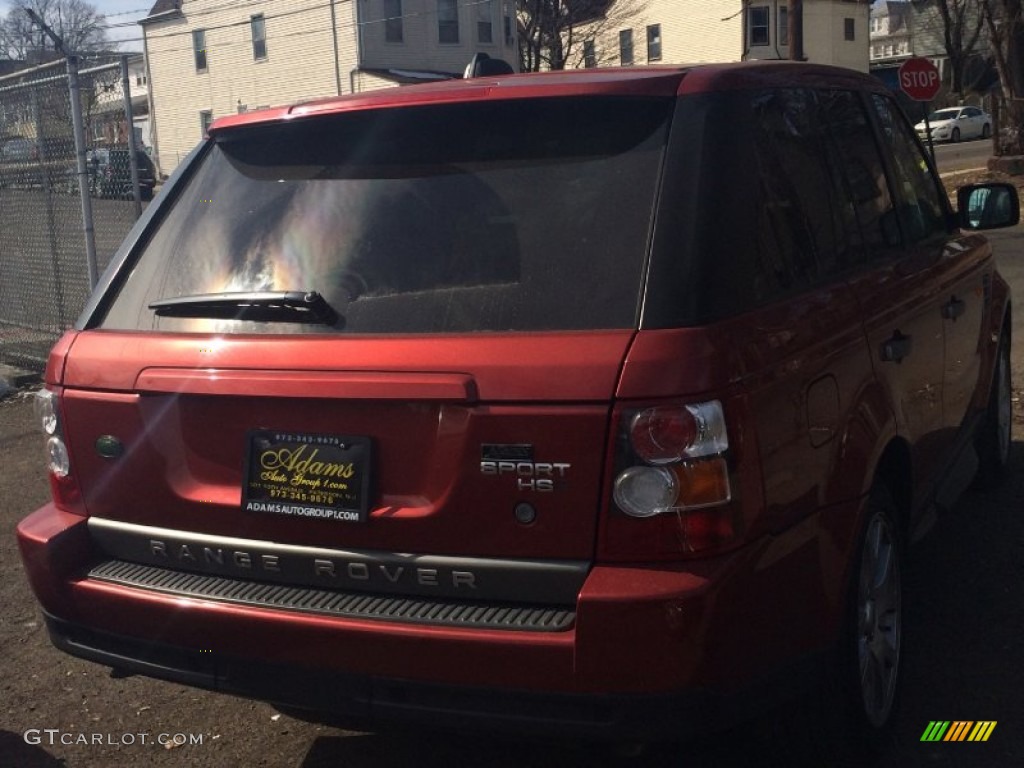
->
[0, 55, 148, 373]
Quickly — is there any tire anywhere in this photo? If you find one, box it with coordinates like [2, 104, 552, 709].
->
[846, 490, 903, 738]
[951, 127, 960, 143]
[975, 333, 1011, 488]
[764, 485, 903, 765]
[982, 123, 991, 139]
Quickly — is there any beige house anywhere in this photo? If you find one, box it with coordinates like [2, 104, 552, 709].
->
[576, 0, 871, 73]
[141, 0, 517, 175]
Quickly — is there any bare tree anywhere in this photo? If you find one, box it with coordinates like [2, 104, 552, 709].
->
[518, 0, 640, 71]
[981, 0, 1024, 154]
[0, 0, 108, 60]
[926, 0, 987, 96]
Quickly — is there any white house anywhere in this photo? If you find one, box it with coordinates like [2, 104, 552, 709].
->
[140, 0, 518, 175]
[575, 0, 872, 73]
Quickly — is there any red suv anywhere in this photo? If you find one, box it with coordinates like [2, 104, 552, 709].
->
[17, 62, 1019, 751]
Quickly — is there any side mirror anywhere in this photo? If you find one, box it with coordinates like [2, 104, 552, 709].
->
[957, 183, 1020, 230]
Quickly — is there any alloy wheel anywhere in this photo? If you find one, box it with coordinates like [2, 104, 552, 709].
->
[856, 510, 902, 729]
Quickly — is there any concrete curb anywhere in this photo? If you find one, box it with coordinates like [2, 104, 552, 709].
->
[939, 166, 988, 179]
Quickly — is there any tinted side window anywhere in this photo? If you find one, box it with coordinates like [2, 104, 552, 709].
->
[644, 88, 890, 329]
[819, 89, 899, 254]
[871, 94, 948, 245]
[750, 88, 878, 293]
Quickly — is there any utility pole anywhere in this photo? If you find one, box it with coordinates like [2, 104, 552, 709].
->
[789, 0, 805, 61]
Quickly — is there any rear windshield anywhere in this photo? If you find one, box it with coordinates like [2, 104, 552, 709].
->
[100, 97, 672, 334]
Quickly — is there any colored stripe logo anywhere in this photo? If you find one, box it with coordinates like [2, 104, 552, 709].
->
[921, 721, 997, 742]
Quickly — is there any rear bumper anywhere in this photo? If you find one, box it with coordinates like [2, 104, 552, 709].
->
[18, 501, 860, 739]
[44, 611, 801, 740]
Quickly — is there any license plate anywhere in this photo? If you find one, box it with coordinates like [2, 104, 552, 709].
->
[242, 430, 371, 523]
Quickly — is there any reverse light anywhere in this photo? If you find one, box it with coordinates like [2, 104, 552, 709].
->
[614, 401, 731, 520]
[35, 388, 58, 435]
[35, 388, 70, 478]
[613, 466, 678, 518]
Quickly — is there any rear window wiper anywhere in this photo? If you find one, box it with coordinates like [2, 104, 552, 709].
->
[149, 291, 342, 326]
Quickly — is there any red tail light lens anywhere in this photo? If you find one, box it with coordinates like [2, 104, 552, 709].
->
[613, 402, 732, 520]
[629, 409, 698, 465]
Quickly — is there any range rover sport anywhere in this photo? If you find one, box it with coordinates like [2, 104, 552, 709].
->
[17, 62, 1019, 752]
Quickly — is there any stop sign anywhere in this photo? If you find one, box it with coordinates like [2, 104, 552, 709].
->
[898, 58, 941, 101]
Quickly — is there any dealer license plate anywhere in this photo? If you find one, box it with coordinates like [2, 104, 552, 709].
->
[242, 430, 371, 523]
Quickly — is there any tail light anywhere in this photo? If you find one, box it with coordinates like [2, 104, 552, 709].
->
[614, 402, 731, 518]
[34, 388, 85, 514]
[604, 400, 740, 558]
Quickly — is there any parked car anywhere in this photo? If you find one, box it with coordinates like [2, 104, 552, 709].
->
[17, 62, 1019, 757]
[0, 136, 71, 190]
[87, 147, 156, 200]
[0, 136, 39, 161]
[914, 105, 991, 142]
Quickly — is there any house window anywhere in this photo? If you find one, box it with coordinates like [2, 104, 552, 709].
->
[778, 6, 789, 46]
[646, 24, 661, 62]
[438, 0, 459, 44]
[844, 18, 855, 41]
[193, 29, 207, 72]
[135, 73, 146, 86]
[477, 0, 493, 44]
[504, 13, 513, 45]
[619, 29, 633, 66]
[385, 0, 403, 43]
[583, 39, 596, 68]
[199, 110, 212, 137]
[749, 6, 769, 46]
[251, 14, 267, 60]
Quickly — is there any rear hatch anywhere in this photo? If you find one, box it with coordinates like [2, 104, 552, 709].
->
[56, 92, 675, 579]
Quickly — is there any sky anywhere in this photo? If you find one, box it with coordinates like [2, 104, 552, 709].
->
[0, 0, 150, 52]
[83, 0, 150, 51]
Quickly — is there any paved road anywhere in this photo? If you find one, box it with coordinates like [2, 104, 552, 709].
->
[2, 228, 1024, 767]
[933, 137, 994, 175]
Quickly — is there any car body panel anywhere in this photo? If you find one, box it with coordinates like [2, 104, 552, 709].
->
[55, 331, 635, 561]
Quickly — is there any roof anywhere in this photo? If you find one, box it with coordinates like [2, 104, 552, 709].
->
[208, 61, 885, 136]
[141, 0, 182, 24]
